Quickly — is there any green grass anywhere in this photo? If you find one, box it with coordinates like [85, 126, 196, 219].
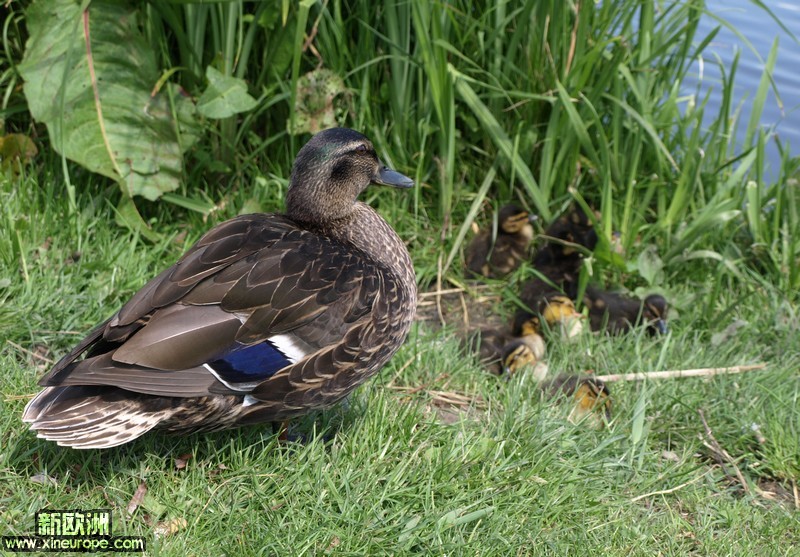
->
[2, 0, 799, 553]
[1, 157, 799, 555]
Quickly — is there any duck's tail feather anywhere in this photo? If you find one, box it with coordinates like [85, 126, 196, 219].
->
[22, 386, 174, 449]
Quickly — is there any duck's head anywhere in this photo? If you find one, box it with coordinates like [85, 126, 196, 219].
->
[571, 378, 612, 425]
[500, 337, 547, 379]
[501, 341, 536, 375]
[541, 295, 580, 325]
[498, 204, 536, 235]
[643, 294, 669, 335]
[514, 296, 584, 338]
[286, 128, 413, 225]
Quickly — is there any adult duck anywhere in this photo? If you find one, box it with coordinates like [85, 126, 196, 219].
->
[23, 128, 417, 448]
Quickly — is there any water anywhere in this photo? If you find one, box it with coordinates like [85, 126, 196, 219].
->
[684, 0, 800, 177]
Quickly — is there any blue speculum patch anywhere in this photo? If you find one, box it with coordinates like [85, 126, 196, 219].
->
[209, 341, 292, 387]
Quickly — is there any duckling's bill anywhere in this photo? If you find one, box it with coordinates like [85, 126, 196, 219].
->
[652, 318, 668, 335]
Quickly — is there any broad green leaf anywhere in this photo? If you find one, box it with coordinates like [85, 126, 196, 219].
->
[19, 0, 200, 200]
[745, 180, 764, 244]
[602, 93, 679, 171]
[197, 66, 258, 120]
[453, 506, 494, 526]
[744, 37, 778, 150]
[288, 0, 315, 137]
[114, 196, 160, 243]
[630, 387, 647, 448]
[398, 515, 421, 544]
[442, 165, 496, 275]
[633, 246, 665, 286]
[437, 509, 459, 528]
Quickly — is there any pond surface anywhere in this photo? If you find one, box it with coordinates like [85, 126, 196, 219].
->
[684, 0, 800, 177]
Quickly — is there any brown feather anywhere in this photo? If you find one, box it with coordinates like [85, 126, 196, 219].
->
[47, 354, 222, 397]
[111, 306, 242, 370]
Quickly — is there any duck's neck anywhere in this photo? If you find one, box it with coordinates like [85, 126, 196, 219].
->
[326, 202, 416, 293]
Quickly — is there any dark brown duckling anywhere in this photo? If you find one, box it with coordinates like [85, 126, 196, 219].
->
[584, 286, 668, 335]
[466, 327, 509, 375]
[466, 204, 536, 278]
[532, 206, 598, 273]
[542, 374, 612, 427]
[521, 206, 599, 302]
[467, 315, 547, 378]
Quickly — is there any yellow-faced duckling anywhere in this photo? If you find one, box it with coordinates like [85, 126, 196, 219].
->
[501, 339, 548, 380]
[584, 286, 668, 335]
[514, 294, 585, 341]
[467, 315, 547, 379]
[494, 310, 551, 381]
[519, 274, 564, 313]
[23, 128, 417, 448]
[543, 374, 611, 428]
[465, 204, 536, 278]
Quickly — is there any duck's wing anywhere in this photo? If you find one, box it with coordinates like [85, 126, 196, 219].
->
[38, 213, 386, 400]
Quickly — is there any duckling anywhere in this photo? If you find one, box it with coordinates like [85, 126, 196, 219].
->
[519, 274, 565, 313]
[467, 315, 548, 378]
[532, 206, 598, 275]
[500, 333, 548, 380]
[466, 327, 509, 375]
[23, 128, 417, 449]
[543, 374, 612, 428]
[514, 294, 584, 340]
[584, 286, 668, 335]
[465, 204, 535, 278]
[521, 206, 599, 305]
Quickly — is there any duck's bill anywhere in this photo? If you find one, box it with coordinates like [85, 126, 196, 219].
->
[373, 165, 414, 188]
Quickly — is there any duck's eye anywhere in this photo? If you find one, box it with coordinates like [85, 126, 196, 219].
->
[354, 144, 368, 154]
